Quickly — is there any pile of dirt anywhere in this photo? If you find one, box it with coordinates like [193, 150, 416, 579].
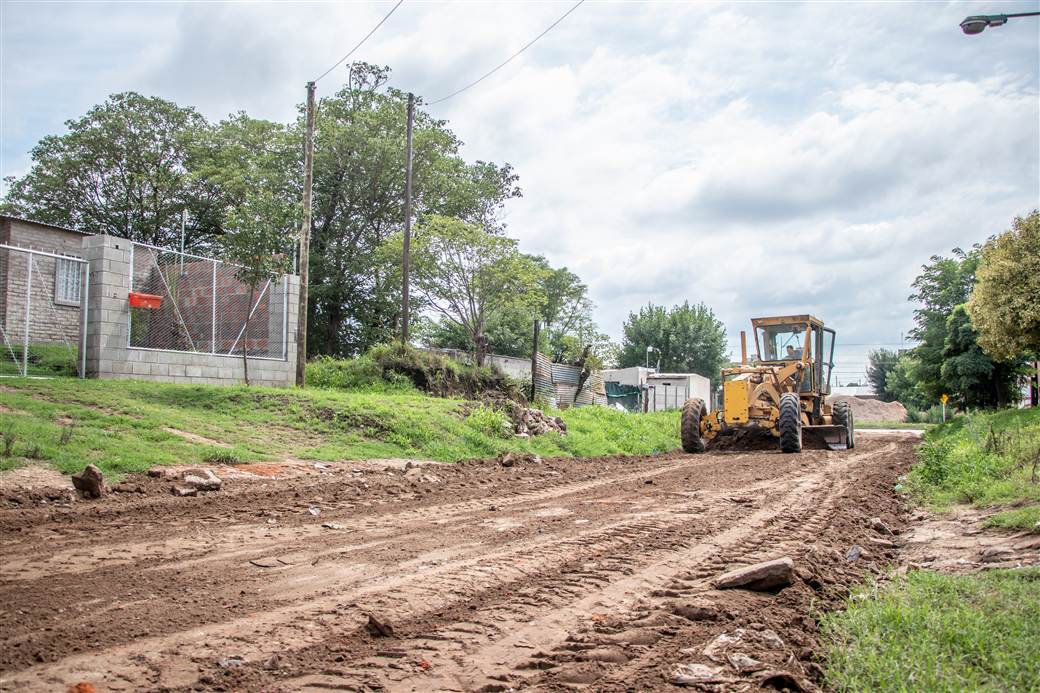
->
[831, 395, 907, 422]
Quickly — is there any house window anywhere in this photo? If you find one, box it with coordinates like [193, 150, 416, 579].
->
[54, 257, 82, 305]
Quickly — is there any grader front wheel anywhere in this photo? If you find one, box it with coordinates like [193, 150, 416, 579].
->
[778, 392, 803, 454]
[681, 398, 707, 453]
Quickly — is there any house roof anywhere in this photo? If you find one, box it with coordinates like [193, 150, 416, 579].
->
[0, 214, 93, 236]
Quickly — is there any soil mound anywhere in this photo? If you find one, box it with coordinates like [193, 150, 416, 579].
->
[831, 395, 907, 422]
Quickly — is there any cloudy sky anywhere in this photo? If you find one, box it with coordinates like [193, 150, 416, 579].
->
[3, 0, 1038, 380]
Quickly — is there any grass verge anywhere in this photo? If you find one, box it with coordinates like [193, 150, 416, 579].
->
[821, 569, 1040, 693]
[0, 377, 680, 478]
[906, 408, 1040, 521]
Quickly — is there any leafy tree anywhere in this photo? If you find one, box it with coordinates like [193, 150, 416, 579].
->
[385, 215, 546, 366]
[941, 305, 1020, 409]
[908, 247, 981, 402]
[2, 92, 208, 248]
[968, 211, 1040, 360]
[619, 302, 727, 384]
[866, 348, 900, 402]
[886, 353, 930, 410]
[306, 63, 521, 357]
[214, 118, 298, 385]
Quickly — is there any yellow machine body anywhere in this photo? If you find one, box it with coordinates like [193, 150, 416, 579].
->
[680, 314, 855, 453]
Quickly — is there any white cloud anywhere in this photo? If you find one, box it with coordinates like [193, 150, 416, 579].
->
[2, 0, 1037, 379]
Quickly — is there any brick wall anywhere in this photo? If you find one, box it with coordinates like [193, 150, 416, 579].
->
[0, 218, 88, 349]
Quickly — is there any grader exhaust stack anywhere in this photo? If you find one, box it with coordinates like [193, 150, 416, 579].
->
[681, 315, 855, 454]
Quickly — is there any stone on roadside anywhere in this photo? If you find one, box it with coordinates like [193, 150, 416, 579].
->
[845, 545, 867, 562]
[365, 613, 394, 638]
[671, 601, 719, 622]
[181, 468, 222, 492]
[869, 517, 894, 535]
[171, 485, 198, 497]
[713, 557, 795, 591]
[71, 464, 105, 499]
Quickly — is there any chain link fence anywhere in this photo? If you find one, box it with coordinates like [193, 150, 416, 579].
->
[129, 242, 288, 360]
[0, 244, 87, 377]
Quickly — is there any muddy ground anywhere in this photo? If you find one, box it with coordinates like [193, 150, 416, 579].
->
[0, 433, 919, 692]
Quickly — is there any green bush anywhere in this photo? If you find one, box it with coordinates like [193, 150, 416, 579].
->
[905, 404, 950, 424]
[465, 404, 511, 438]
[908, 408, 1040, 509]
[306, 355, 408, 392]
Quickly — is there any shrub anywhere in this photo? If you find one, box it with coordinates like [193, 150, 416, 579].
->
[465, 404, 511, 438]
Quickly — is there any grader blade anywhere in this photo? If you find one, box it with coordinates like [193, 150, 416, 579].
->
[804, 424, 848, 451]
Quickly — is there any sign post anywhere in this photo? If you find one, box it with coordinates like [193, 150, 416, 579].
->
[940, 393, 948, 423]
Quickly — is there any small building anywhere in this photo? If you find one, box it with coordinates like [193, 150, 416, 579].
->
[601, 366, 710, 412]
[0, 216, 91, 352]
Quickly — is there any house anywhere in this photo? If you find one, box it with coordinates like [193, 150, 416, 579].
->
[0, 215, 91, 351]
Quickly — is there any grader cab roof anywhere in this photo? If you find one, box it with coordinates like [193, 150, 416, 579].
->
[750, 315, 824, 329]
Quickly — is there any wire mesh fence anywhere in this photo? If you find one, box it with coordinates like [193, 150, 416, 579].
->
[0, 244, 87, 377]
[129, 242, 288, 360]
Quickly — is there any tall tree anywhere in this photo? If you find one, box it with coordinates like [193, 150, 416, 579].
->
[866, 348, 900, 402]
[385, 215, 546, 366]
[619, 302, 727, 384]
[907, 247, 981, 402]
[967, 210, 1040, 360]
[306, 63, 521, 357]
[941, 305, 1020, 408]
[2, 92, 208, 248]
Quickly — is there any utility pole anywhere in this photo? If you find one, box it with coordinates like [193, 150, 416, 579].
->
[530, 319, 540, 401]
[400, 92, 415, 344]
[296, 81, 316, 387]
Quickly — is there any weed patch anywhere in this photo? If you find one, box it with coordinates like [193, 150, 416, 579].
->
[821, 569, 1040, 692]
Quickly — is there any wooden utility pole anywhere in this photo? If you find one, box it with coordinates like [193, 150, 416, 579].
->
[296, 81, 316, 387]
[530, 319, 540, 401]
[401, 93, 415, 344]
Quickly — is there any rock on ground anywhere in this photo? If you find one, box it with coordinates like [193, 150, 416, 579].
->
[71, 464, 105, 499]
[713, 557, 795, 591]
[181, 468, 222, 492]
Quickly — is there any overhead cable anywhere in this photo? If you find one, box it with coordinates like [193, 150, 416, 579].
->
[314, 0, 405, 84]
[427, 0, 585, 105]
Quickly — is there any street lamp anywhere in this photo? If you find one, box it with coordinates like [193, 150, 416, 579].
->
[646, 345, 655, 369]
[960, 12, 1040, 35]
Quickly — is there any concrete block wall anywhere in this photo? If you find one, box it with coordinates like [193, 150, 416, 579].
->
[84, 234, 299, 388]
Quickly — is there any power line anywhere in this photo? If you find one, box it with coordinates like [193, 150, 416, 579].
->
[427, 0, 585, 105]
[314, 0, 405, 84]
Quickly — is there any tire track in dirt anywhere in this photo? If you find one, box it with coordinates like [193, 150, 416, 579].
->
[276, 448, 876, 692]
[0, 437, 914, 692]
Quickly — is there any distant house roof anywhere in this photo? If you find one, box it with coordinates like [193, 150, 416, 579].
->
[0, 214, 93, 236]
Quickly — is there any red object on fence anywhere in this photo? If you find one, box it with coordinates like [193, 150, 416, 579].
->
[128, 292, 163, 309]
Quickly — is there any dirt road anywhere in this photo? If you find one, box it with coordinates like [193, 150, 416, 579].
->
[0, 433, 916, 692]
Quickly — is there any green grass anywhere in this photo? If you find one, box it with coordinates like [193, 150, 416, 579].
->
[984, 505, 1040, 533]
[856, 420, 935, 430]
[906, 407, 1040, 511]
[0, 377, 680, 479]
[821, 569, 1040, 692]
[0, 343, 79, 377]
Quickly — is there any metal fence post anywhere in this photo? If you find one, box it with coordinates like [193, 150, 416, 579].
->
[80, 261, 89, 378]
[211, 260, 217, 354]
[128, 243, 134, 348]
[22, 255, 32, 377]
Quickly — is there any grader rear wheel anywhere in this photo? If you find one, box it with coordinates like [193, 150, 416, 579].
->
[681, 398, 707, 453]
[832, 399, 855, 449]
[778, 392, 803, 454]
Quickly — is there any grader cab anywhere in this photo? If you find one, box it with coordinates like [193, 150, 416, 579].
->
[681, 315, 855, 454]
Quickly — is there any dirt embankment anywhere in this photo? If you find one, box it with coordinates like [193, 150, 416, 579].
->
[830, 395, 908, 422]
[0, 435, 917, 692]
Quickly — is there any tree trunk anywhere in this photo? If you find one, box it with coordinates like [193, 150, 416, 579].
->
[242, 285, 254, 386]
[474, 333, 488, 367]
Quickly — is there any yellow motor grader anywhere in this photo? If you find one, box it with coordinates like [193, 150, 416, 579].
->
[681, 315, 854, 454]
